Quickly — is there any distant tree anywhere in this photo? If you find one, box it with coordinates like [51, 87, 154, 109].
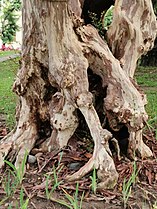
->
[0, 0, 21, 44]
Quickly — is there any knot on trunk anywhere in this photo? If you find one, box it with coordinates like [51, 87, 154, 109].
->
[76, 92, 93, 107]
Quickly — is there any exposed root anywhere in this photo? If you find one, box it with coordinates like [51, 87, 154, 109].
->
[14, 125, 38, 168]
[66, 157, 94, 181]
[0, 140, 13, 167]
[128, 129, 153, 159]
[77, 25, 152, 160]
[0, 125, 37, 169]
[66, 94, 118, 189]
[111, 138, 121, 161]
[66, 144, 118, 189]
[40, 91, 78, 152]
[0, 98, 38, 169]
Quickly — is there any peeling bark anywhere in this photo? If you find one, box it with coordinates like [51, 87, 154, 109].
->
[0, 0, 156, 189]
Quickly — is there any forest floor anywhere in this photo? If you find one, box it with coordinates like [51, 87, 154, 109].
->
[0, 56, 157, 209]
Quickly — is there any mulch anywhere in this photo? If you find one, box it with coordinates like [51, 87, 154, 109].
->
[0, 117, 157, 209]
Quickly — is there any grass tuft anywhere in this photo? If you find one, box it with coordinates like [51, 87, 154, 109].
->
[122, 161, 138, 208]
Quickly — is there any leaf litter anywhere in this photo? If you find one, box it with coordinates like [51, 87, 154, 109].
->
[0, 120, 157, 208]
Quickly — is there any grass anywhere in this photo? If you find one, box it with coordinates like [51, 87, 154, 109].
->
[145, 91, 157, 128]
[50, 182, 84, 209]
[1, 152, 84, 209]
[45, 152, 64, 200]
[0, 151, 29, 208]
[90, 167, 97, 194]
[4, 150, 28, 185]
[0, 57, 19, 130]
[136, 67, 157, 87]
[0, 50, 19, 58]
[136, 66, 157, 128]
[122, 161, 138, 208]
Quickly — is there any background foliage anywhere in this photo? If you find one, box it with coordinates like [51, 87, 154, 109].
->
[0, 0, 21, 44]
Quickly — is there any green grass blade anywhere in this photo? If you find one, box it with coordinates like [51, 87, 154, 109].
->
[79, 191, 85, 209]
[21, 199, 29, 209]
[7, 203, 12, 209]
[58, 151, 63, 166]
[62, 188, 74, 206]
[57, 164, 64, 176]
[21, 151, 28, 175]
[90, 167, 97, 194]
[4, 160, 17, 173]
[45, 175, 50, 199]
[17, 150, 28, 184]
[53, 165, 58, 184]
[0, 197, 9, 206]
[50, 181, 62, 194]
[50, 197, 73, 209]
[65, 193, 74, 205]
[20, 187, 24, 207]
[75, 182, 79, 199]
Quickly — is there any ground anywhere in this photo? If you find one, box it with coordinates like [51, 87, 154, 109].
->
[0, 55, 157, 209]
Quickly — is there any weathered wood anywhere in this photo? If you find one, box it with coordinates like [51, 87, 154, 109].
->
[0, 0, 156, 189]
[76, 24, 153, 159]
[107, 0, 157, 78]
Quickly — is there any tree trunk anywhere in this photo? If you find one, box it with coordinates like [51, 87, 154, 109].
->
[140, 0, 157, 67]
[0, 0, 156, 189]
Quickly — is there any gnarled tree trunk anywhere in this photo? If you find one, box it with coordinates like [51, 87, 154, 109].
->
[0, 0, 156, 189]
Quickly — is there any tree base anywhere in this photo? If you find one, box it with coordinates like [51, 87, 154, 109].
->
[0, 0, 156, 189]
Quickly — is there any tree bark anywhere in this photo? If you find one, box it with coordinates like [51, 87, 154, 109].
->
[140, 0, 157, 67]
[0, 0, 156, 189]
[107, 0, 157, 77]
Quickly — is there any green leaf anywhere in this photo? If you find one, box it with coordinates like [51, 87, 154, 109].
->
[4, 160, 17, 173]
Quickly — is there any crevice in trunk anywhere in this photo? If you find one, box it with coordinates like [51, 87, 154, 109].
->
[75, 109, 91, 140]
[88, 68, 107, 125]
[110, 125, 129, 156]
[81, 0, 115, 25]
[36, 118, 52, 146]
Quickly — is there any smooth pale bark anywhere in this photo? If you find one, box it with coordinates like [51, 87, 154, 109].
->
[0, 0, 156, 189]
